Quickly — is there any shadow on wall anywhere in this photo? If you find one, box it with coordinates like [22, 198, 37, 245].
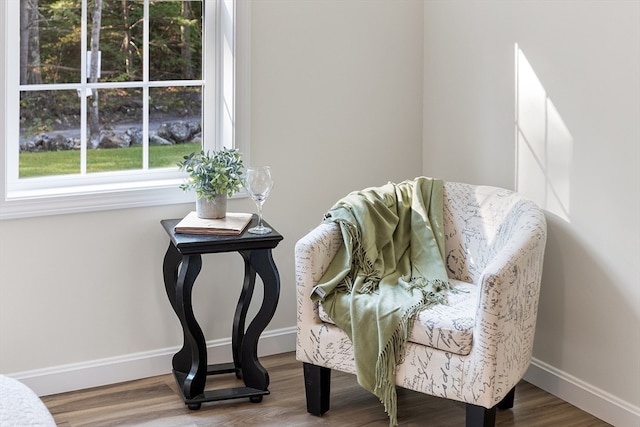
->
[515, 44, 572, 223]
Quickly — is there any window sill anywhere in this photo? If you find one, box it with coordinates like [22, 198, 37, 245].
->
[1, 180, 192, 220]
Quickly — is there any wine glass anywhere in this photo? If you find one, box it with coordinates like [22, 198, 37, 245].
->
[244, 166, 274, 234]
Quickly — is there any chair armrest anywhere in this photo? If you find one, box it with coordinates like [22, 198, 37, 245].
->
[471, 203, 547, 391]
[295, 222, 343, 331]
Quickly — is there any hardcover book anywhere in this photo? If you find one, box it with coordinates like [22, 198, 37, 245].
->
[174, 211, 253, 235]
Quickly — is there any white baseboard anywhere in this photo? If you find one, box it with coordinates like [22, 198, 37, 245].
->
[524, 357, 640, 427]
[11, 327, 297, 398]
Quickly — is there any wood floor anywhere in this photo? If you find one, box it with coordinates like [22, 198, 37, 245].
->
[41, 352, 610, 427]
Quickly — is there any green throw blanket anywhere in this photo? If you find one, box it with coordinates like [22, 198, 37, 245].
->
[311, 177, 451, 426]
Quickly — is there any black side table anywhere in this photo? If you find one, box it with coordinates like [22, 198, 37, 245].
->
[161, 215, 283, 410]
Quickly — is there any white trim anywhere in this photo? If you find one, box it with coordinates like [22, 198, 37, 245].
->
[0, 182, 194, 220]
[524, 357, 640, 427]
[10, 327, 296, 397]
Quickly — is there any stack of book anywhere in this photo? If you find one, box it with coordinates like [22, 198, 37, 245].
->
[174, 211, 253, 235]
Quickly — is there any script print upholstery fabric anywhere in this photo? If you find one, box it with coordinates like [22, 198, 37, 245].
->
[295, 181, 547, 409]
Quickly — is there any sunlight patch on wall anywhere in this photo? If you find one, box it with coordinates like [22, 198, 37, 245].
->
[515, 44, 573, 222]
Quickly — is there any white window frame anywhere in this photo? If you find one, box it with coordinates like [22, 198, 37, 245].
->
[0, 0, 250, 220]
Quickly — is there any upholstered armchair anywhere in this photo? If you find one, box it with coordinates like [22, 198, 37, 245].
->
[295, 181, 547, 426]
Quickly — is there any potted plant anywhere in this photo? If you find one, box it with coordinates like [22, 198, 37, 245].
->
[178, 148, 244, 219]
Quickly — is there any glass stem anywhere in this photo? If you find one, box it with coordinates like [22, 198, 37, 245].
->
[256, 201, 264, 227]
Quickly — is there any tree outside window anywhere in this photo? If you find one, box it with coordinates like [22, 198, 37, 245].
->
[18, 0, 204, 177]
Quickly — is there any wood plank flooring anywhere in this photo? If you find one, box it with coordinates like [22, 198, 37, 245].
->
[41, 352, 611, 427]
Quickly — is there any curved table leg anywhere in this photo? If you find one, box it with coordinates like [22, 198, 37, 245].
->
[239, 248, 281, 391]
[163, 244, 205, 401]
[233, 252, 257, 379]
[163, 244, 190, 373]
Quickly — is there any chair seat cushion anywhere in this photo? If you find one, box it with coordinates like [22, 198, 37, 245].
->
[318, 279, 478, 356]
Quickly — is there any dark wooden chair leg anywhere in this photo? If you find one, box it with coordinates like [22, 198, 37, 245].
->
[497, 386, 516, 410]
[466, 403, 496, 427]
[303, 363, 331, 416]
[465, 385, 515, 427]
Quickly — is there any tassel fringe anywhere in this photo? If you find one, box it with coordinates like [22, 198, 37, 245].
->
[373, 280, 453, 426]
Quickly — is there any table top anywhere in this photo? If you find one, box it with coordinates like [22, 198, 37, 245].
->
[161, 215, 283, 255]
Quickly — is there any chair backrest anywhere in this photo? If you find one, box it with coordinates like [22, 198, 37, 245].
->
[443, 181, 542, 284]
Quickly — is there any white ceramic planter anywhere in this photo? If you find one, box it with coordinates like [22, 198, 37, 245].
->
[196, 194, 227, 219]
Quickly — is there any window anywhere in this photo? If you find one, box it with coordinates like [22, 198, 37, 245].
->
[0, 0, 249, 219]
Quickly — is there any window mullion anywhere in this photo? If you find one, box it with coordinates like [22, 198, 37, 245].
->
[80, 0, 88, 175]
[142, 0, 150, 170]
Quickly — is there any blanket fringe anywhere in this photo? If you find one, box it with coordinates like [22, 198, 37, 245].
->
[374, 283, 450, 427]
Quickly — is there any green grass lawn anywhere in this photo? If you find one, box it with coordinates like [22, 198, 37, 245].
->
[19, 142, 201, 177]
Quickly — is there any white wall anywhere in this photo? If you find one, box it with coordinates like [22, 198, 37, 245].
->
[423, 1, 640, 425]
[0, 0, 424, 391]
